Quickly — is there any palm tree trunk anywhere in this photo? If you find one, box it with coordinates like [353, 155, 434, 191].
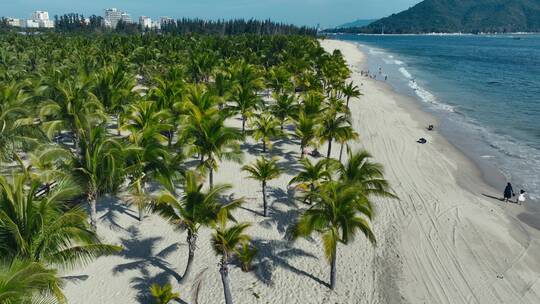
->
[330, 245, 337, 290]
[116, 113, 121, 136]
[300, 142, 305, 159]
[220, 257, 233, 304]
[309, 183, 315, 205]
[89, 192, 97, 230]
[262, 140, 266, 153]
[339, 142, 345, 163]
[182, 230, 197, 281]
[262, 181, 267, 217]
[209, 166, 214, 189]
[242, 115, 246, 134]
[346, 97, 350, 108]
[326, 138, 332, 159]
[138, 180, 146, 221]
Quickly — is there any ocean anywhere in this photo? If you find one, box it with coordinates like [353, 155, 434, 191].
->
[333, 34, 540, 202]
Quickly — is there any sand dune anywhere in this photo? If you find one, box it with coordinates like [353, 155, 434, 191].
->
[62, 39, 540, 304]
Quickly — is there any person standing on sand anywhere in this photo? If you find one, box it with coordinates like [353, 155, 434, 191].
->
[503, 182, 514, 202]
[517, 190, 526, 205]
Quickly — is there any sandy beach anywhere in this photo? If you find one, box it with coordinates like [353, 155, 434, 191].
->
[62, 39, 540, 304]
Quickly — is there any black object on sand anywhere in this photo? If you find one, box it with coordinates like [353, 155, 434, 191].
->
[417, 138, 427, 144]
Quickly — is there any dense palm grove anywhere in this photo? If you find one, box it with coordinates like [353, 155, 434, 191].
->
[1, 16, 317, 36]
[0, 32, 396, 304]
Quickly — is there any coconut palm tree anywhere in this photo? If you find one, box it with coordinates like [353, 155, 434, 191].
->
[338, 148, 398, 200]
[289, 158, 335, 205]
[0, 81, 39, 161]
[291, 181, 376, 290]
[0, 259, 62, 304]
[71, 124, 126, 229]
[92, 63, 136, 135]
[242, 157, 281, 217]
[271, 92, 298, 131]
[319, 111, 358, 159]
[0, 170, 121, 270]
[266, 65, 293, 95]
[39, 74, 106, 149]
[250, 113, 282, 153]
[149, 283, 180, 304]
[230, 85, 262, 134]
[183, 111, 242, 189]
[211, 216, 251, 304]
[210, 69, 233, 109]
[341, 81, 362, 108]
[153, 171, 242, 281]
[148, 71, 186, 146]
[292, 111, 318, 159]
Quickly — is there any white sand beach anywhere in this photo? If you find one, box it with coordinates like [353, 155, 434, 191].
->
[62, 39, 540, 304]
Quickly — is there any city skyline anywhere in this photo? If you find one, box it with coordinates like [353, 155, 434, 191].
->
[0, 0, 421, 27]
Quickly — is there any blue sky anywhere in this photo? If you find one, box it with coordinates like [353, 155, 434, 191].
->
[1, 0, 421, 27]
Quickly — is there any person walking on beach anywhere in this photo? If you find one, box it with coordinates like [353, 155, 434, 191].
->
[503, 182, 514, 202]
[517, 190, 526, 205]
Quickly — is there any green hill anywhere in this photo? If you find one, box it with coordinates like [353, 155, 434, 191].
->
[334, 19, 377, 29]
[330, 0, 540, 34]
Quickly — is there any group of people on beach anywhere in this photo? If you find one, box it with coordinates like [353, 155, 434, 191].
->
[503, 182, 526, 205]
[360, 67, 388, 81]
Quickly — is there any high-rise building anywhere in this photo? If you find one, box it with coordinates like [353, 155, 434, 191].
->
[6, 18, 22, 27]
[159, 16, 173, 26]
[104, 8, 122, 28]
[32, 11, 49, 21]
[120, 12, 133, 24]
[139, 16, 152, 29]
[151, 20, 161, 30]
[25, 19, 40, 28]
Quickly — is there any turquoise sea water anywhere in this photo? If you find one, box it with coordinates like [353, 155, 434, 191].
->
[333, 34, 540, 202]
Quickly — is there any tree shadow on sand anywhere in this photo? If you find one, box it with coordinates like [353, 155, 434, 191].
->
[259, 187, 299, 235]
[97, 196, 139, 231]
[113, 225, 184, 303]
[249, 238, 328, 288]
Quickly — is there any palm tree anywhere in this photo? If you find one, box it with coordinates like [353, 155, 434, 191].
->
[0, 81, 39, 161]
[291, 181, 376, 290]
[122, 100, 178, 221]
[290, 157, 338, 205]
[0, 171, 121, 299]
[210, 69, 233, 109]
[292, 111, 318, 159]
[338, 148, 398, 200]
[153, 171, 242, 281]
[341, 81, 362, 108]
[211, 216, 251, 304]
[72, 125, 126, 229]
[183, 112, 242, 189]
[92, 63, 136, 135]
[149, 283, 180, 304]
[39, 74, 105, 149]
[250, 113, 281, 153]
[319, 111, 358, 159]
[266, 65, 292, 95]
[271, 93, 298, 130]
[230, 85, 262, 134]
[242, 157, 281, 217]
[148, 72, 186, 146]
[0, 259, 62, 304]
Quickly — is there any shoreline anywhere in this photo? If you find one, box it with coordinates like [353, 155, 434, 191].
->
[345, 39, 540, 229]
[321, 39, 540, 303]
[323, 32, 540, 36]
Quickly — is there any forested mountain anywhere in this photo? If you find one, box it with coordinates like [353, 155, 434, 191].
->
[328, 0, 540, 34]
[334, 19, 376, 29]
